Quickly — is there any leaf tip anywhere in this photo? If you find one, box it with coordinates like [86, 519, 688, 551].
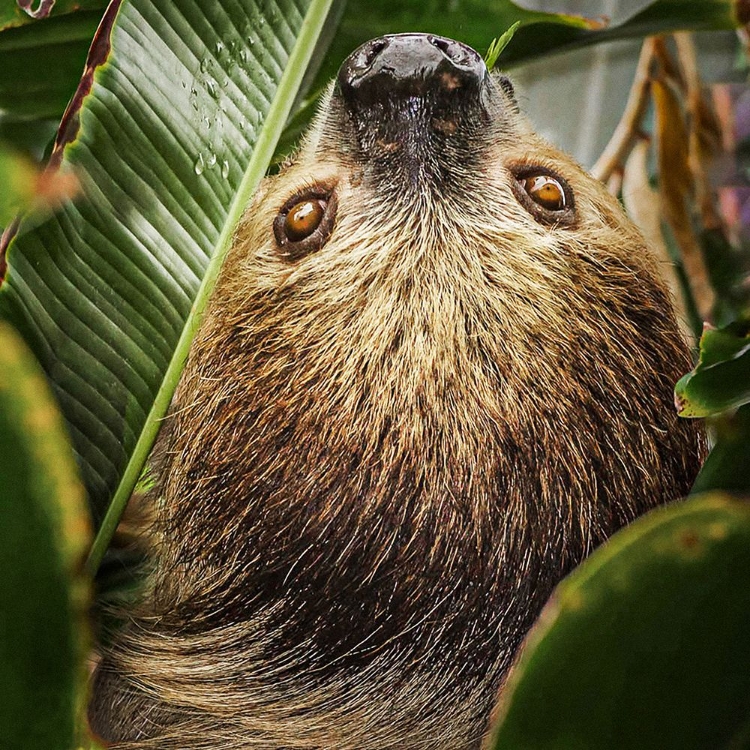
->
[485, 22, 522, 70]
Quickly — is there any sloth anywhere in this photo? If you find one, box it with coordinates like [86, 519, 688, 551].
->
[89, 33, 705, 749]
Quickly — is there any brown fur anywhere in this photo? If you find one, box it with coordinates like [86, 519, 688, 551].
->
[89, 50, 705, 749]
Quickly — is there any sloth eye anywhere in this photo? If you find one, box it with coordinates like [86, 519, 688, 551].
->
[284, 199, 325, 241]
[274, 188, 337, 260]
[521, 175, 566, 211]
[510, 166, 575, 226]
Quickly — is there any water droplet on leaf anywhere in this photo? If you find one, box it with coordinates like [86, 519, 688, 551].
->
[194, 153, 205, 176]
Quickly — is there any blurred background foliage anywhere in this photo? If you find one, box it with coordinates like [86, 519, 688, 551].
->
[0, 0, 749, 747]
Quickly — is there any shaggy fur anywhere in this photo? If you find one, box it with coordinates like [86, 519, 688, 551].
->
[90, 38, 705, 749]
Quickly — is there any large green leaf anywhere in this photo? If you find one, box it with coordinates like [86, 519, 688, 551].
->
[675, 321, 750, 417]
[692, 405, 750, 495]
[0, 0, 335, 561]
[0, 321, 91, 750]
[499, 0, 745, 66]
[0, 2, 106, 159]
[0, 9, 103, 119]
[489, 492, 750, 750]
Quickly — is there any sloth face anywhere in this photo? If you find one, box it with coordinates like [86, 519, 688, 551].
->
[157, 31, 703, 672]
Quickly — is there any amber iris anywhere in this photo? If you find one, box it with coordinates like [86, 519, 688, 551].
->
[522, 175, 566, 211]
[284, 199, 326, 242]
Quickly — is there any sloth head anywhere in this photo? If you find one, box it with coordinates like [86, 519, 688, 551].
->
[143, 33, 704, 748]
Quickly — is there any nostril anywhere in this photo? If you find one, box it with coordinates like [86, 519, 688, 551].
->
[362, 38, 388, 69]
[429, 35, 470, 67]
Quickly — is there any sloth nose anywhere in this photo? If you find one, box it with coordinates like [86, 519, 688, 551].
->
[337, 33, 486, 106]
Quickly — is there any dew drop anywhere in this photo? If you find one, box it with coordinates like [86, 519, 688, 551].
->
[221, 160, 230, 179]
[207, 152, 217, 168]
[215, 40, 224, 54]
[239, 49, 248, 63]
[200, 57, 210, 74]
[206, 79, 219, 99]
[194, 153, 205, 176]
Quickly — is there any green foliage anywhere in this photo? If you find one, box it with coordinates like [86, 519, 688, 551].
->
[692, 405, 750, 494]
[485, 22, 521, 70]
[0, 0, 104, 31]
[0, 9, 102, 120]
[0, 322, 91, 749]
[678, 321, 750, 496]
[490, 493, 750, 750]
[0, 0, 336, 557]
[0, 145, 35, 225]
[676, 321, 750, 418]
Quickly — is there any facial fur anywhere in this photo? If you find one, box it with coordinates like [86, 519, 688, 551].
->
[90, 35, 705, 750]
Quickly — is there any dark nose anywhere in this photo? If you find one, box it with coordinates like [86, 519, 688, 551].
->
[337, 34, 486, 106]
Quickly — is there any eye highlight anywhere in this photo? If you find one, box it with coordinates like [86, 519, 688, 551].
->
[510, 166, 575, 226]
[274, 187, 337, 260]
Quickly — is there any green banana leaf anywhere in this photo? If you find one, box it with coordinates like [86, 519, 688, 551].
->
[0, 321, 91, 750]
[0, 0, 335, 574]
[489, 492, 750, 750]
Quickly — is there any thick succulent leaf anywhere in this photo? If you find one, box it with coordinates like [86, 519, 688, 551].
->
[0, 321, 91, 750]
[489, 492, 750, 750]
[693, 405, 750, 494]
[675, 321, 750, 417]
[0, 0, 335, 556]
[0, 10, 102, 119]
